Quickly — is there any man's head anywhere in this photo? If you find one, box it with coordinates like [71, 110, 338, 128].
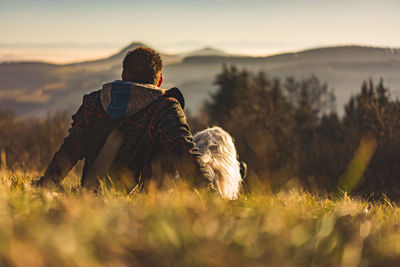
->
[122, 46, 163, 85]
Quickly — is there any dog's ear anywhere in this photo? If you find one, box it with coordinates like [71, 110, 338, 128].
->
[239, 161, 247, 180]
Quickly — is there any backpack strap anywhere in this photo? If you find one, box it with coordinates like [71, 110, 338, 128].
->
[84, 126, 124, 189]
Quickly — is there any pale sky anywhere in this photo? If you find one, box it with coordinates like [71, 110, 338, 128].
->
[0, 0, 399, 62]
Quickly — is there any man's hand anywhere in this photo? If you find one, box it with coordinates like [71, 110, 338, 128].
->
[32, 176, 63, 191]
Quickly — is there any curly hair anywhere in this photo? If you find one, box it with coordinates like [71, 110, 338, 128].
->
[122, 46, 162, 84]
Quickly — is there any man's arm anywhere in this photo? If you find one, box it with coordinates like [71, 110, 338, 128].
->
[152, 98, 212, 188]
[38, 96, 87, 186]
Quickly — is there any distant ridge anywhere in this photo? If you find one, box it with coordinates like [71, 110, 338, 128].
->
[105, 42, 146, 61]
[65, 42, 146, 66]
[183, 45, 400, 64]
[67, 41, 183, 66]
[182, 47, 229, 57]
[61, 44, 400, 66]
[264, 45, 400, 63]
[4, 42, 400, 66]
[0, 42, 399, 117]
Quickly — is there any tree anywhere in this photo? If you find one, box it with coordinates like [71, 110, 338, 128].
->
[205, 64, 249, 124]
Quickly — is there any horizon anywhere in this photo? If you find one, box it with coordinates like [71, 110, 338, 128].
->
[1, 0, 399, 63]
[1, 41, 399, 64]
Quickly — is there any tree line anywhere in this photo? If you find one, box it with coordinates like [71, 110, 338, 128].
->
[190, 65, 400, 199]
[0, 65, 399, 198]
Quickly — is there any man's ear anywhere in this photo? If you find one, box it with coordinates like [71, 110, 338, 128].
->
[157, 75, 163, 87]
[121, 71, 125, 81]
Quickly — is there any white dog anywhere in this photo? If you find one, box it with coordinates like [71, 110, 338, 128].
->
[193, 126, 243, 200]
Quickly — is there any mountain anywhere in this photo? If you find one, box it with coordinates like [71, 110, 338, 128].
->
[66, 42, 183, 68]
[182, 47, 229, 57]
[0, 44, 399, 117]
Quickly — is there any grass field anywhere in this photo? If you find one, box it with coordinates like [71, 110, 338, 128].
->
[1, 171, 400, 267]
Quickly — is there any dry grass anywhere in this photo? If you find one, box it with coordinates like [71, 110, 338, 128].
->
[0, 171, 400, 267]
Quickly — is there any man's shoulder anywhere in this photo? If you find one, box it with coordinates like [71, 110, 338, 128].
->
[80, 89, 102, 110]
[85, 89, 101, 100]
[141, 87, 185, 114]
[80, 86, 186, 119]
[151, 97, 187, 124]
[163, 87, 185, 109]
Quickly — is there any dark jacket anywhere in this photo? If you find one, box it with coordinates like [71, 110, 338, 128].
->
[41, 80, 211, 189]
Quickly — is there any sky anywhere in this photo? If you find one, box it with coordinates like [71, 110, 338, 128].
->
[0, 0, 399, 63]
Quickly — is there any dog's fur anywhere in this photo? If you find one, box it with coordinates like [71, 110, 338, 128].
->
[194, 126, 242, 200]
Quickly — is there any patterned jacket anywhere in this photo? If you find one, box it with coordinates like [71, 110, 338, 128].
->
[41, 80, 211, 189]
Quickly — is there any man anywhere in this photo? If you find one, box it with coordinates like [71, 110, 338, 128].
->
[37, 46, 211, 190]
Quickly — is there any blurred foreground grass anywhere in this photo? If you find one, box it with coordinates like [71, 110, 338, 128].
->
[0, 171, 400, 267]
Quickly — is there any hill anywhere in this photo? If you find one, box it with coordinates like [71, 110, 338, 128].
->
[0, 43, 399, 116]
